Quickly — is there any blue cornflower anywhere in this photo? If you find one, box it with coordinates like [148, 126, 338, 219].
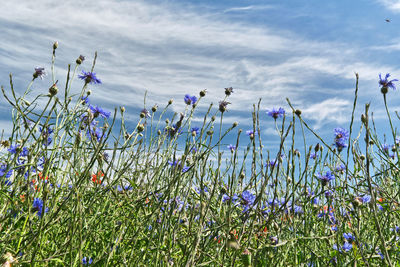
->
[191, 127, 200, 136]
[32, 198, 48, 218]
[342, 242, 353, 252]
[317, 171, 335, 186]
[34, 67, 46, 79]
[168, 160, 189, 173]
[335, 164, 346, 172]
[325, 190, 334, 199]
[222, 194, 230, 203]
[310, 152, 317, 160]
[81, 96, 89, 104]
[227, 144, 236, 152]
[184, 94, 197, 106]
[246, 129, 257, 139]
[242, 190, 255, 206]
[267, 107, 285, 120]
[0, 164, 13, 178]
[78, 70, 101, 84]
[334, 127, 349, 151]
[140, 108, 151, 118]
[89, 105, 111, 118]
[82, 257, 93, 265]
[343, 233, 355, 242]
[7, 145, 18, 154]
[379, 73, 397, 92]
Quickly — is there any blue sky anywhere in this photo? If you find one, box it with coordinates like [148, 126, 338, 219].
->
[0, 0, 400, 155]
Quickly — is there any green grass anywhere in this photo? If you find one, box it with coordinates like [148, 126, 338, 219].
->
[1, 45, 400, 266]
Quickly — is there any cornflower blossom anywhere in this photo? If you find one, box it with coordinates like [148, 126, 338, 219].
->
[334, 127, 349, 151]
[309, 152, 317, 160]
[81, 96, 89, 104]
[379, 73, 397, 92]
[89, 105, 111, 119]
[168, 160, 189, 173]
[184, 94, 197, 106]
[219, 100, 230, 112]
[343, 233, 355, 242]
[317, 171, 335, 186]
[227, 144, 236, 152]
[33, 67, 46, 79]
[78, 70, 101, 84]
[225, 87, 233, 96]
[0, 164, 13, 178]
[246, 129, 257, 139]
[191, 127, 200, 136]
[82, 257, 93, 265]
[32, 198, 48, 218]
[267, 107, 285, 120]
[241, 190, 255, 212]
[140, 108, 151, 118]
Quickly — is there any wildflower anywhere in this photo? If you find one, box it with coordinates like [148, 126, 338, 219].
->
[219, 100, 230, 112]
[225, 87, 233, 96]
[270, 236, 278, 245]
[335, 164, 346, 173]
[325, 190, 334, 199]
[353, 195, 371, 207]
[89, 105, 111, 119]
[78, 70, 101, 84]
[32, 198, 48, 218]
[76, 55, 85, 65]
[227, 144, 236, 152]
[316, 171, 335, 186]
[309, 152, 317, 160]
[184, 94, 197, 106]
[267, 107, 285, 120]
[168, 160, 189, 173]
[82, 257, 93, 265]
[242, 190, 255, 207]
[334, 127, 349, 152]
[0, 164, 13, 178]
[342, 242, 352, 252]
[222, 194, 231, 202]
[7, 145, 18, 154]
[246, 129, 257, 139]
[81, 96, 89, 105]
[33, 67, 46, 79]
[343, 233, 355, 242]
[191, 127, 200, 136]
[140, 108, 151, 118]
[379, 73, 397, 94]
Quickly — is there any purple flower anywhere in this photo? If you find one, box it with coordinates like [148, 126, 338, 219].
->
[246, 130, 257, 139]
[222, 194, 230, 202]
[81, 96, 89, 104]
[334, 127, 349, 151]
[310, 152, 317, 160]
[32, 198, 48, 218]
[219, 100, 230, 112]
[0, 164, 13, 178]
[343, 233, 355, 242]
[379, 73, 397, 91]
[140, 108, 151, 118]
[78, 70, 101, 84]
[342, 242, 352, 252]
[227, 144, 236, 152]
[89, 105, 111, 119]
[82, 257, 93, 265]
[267, 107, 285, 120]
[184, 94, 197, 106]
[191, 127, 200, 136]
[317, 171, 335, 186]
[225, 87, 234, 96]
[34, 67, 46, 79]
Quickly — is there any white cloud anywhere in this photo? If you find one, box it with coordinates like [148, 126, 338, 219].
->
[376, 0, 400, 12]
[223, 5, 274, 13]
[0, 0, 393, 130]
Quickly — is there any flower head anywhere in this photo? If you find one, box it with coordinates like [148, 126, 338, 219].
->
[82, 257, 93, 265]
[267, 107, 285, 120]
[184, 94, 197, 106]
[334, 127, 349, 151]
[78, 70, 101, 84]
[33, 67, 46, 79]
[225, 87, 233, 96]
[246, 129, 257, 139]
[317, 171, 335, 186]
[379, 73, 397, 93]
[219, 100, 230, 112]
[32, 198, 48, 218]
[227, 144, 236, 152]
[89, 105, 111, 119]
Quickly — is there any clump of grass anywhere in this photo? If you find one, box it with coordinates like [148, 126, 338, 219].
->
[0, 44, 400, 266]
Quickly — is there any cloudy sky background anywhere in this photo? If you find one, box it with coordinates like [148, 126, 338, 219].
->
[1, 0, 400, 156]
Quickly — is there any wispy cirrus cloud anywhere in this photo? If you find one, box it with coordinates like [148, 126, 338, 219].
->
[0, 0, 393, 133]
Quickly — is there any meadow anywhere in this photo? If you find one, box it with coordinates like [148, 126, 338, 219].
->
[1, 44, 400, 266]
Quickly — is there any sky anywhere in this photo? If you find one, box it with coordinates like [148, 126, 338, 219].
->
[1, 0, 400, 158]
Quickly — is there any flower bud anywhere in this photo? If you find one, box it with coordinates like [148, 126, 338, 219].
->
[381, 86, 388, 94]
[200, 89, 207, 97]
[207, 130, 213, 136]
[151, 105, 158, 113]
[168, 99, 173, 105]
[165, 119, 170, 124]
[361, 114, 367, 124]
[137, 124, 145, 132]
[49, 83, 58, 96]
[76, 55, 85, 65]
[120, 106, 125, 113]
[86, 90, 91, 96]
[211, 116, 216, 122]
[53, 41, 58, 50]
[233, 122, 238, 128]
[295, 109, 302, 116]
[225, 87, 233, 96]
[314, 143, 320, 152]
[360, 154, 365, 161]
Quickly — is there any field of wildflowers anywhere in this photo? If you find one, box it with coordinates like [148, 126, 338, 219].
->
[1, 44, 400, 266]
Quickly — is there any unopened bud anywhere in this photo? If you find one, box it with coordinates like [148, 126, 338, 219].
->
[295, 109, 302, 116]
[211, 116, 216, 122]
[53, 41, 58, 50]
[137, 124, 145, 132]
[381, 86, 388, 94]
[120, 106, 125, 113]
[207, 130, 213, 136]
[314, 143, 320, 152]
[233, 122, 238, 128]
[200, 89, 207, 97]
[152, 105, 158, 112]
[49, 83, 58, 96]
[168, 99, 173, 105]
[86, 90, 91, 96]
[76, 55, 85, 65]
[360, 154, 365, 161]
[165, 119, 170, 124]
[361, 114, 367, 124]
